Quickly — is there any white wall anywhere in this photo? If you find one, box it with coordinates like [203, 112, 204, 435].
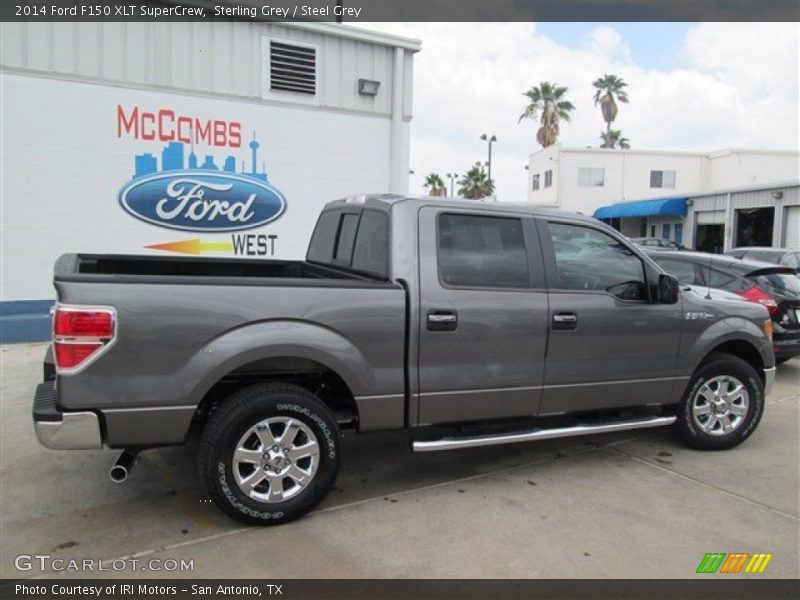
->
[706, 151, 800, 190]
[0, 73, 399, 301]
[0, 21, 417, 120]
[528, 146, 800, 218]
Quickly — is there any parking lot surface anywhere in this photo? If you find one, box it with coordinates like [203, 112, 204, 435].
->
[1, 343, 798, 579]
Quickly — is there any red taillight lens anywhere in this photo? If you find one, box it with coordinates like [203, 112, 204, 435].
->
[53, 342, 103, 369]
[735, 286, 778, 316]
[54, 310, 114, 337]
[52, 306, 115, 372]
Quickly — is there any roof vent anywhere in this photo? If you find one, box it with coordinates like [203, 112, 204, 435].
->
[269, 41, 316, 95]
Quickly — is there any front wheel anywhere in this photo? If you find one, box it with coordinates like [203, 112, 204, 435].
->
[673, 352, 764, 451]
[199, 383, 341, 525]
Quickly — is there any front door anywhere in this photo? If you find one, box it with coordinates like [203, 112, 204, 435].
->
[416, 207, 549, 425]
[538, 219, 683, 415]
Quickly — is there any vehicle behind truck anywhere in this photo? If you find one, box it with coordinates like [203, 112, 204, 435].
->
[34, 195, 776, 524]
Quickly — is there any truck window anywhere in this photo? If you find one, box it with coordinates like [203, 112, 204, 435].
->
[307, 211, 340, 264]
[307, 209, 390, 278]
[653, 257, 700, 285]
[333, 213, 360, 264]
[437, 214, 530, 288]
[352, 210, 389, 277]
[548, 222, 646, 300]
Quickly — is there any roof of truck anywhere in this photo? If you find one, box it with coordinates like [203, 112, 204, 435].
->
[325, 194, 601, 224]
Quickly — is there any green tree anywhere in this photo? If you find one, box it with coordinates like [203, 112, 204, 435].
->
[423, 172, 447, 197]
[458, 165, 495, 200]
[592, 74, 629, 135]
[518, 81, 575, 148]
[600, 129, 631, 149]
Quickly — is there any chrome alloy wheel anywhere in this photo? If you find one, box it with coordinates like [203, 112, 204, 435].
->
[692, 375, 750, 436]
[233, 417, 320, 503]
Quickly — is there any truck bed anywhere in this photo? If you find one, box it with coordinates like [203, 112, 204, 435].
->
[54, 253, 386, 286]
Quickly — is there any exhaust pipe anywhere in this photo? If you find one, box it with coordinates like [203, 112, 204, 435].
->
[109, 450, 139, 483]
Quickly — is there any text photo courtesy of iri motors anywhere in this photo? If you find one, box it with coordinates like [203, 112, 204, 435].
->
[1, 2, 799, 599]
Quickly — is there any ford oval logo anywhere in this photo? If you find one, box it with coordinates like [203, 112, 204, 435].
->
[118, 171, 287, 232]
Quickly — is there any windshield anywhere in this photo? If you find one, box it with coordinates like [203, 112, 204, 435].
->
[752, 272, 800, 293]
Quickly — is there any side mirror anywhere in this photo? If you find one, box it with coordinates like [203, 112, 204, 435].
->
[657, 273, 680, 304]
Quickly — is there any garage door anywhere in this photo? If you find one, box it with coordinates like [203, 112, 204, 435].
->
[696, 210, 725, 224]
[785, 206, 800, 250]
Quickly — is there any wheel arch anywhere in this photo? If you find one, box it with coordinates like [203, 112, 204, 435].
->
[701, 339, 766, 385]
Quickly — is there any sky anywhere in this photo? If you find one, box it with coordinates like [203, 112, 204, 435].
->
[360, 22, 800, 202]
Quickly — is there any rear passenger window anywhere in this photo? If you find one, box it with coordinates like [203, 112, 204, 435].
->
[438, 214, 529, 288]
[548, 222, 646, 300]
[352, 210, 389, 277]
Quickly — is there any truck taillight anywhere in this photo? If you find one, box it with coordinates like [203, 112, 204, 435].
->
[52, 305, 116, 373]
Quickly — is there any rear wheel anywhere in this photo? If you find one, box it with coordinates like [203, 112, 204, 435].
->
[673, 353, 764, 450]
[199, 383, 340, 525]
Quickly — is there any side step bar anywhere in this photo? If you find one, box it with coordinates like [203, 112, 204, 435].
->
[412, 415, 676, 453]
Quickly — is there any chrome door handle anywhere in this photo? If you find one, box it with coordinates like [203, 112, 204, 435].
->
[553, 314, 577, 323]
[428, 314, 457, 323]
[427, 310, 458, 331]
[552, 312, 578, 331]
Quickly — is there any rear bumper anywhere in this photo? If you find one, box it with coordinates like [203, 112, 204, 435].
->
[773, 334, 800, 358]
[763, 367, 776, 398]
[33, 381, 103, 450]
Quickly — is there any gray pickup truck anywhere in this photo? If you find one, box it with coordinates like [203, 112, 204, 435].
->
[33, 195, 776, 524]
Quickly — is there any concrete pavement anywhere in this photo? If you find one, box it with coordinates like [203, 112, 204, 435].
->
[1, 343, 798, 579]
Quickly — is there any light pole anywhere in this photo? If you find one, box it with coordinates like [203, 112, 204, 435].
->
[446, 173, 458, 198]
[480, 134, 497, 181]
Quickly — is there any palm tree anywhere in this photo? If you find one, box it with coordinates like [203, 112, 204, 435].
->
[592, 74, 629, 135]
[600, 130, 631, 149]
[423, 172, 447, 197]
[518, 82, 575, 148]
[458, 165, 495, 200]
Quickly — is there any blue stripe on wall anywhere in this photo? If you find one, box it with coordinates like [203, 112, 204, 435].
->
[0, 300, 54, 344]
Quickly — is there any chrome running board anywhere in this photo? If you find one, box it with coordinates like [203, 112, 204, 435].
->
[412, 415, 676, 453]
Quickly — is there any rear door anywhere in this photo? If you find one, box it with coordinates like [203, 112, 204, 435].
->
[538, 219, 683, 415]
[416, 207, 548, 425]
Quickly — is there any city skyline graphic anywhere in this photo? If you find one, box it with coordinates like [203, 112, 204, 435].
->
[132, 132, 269, 182]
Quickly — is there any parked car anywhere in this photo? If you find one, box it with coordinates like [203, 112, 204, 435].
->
[34, 196, 775, 525]
[630, 237, 686, 250]
[725, 247, 800, 272]
[646, 250, 800, 363]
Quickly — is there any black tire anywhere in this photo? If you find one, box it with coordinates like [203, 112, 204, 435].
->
[199, 382, 340, 525]
[673, 352, 764, 451]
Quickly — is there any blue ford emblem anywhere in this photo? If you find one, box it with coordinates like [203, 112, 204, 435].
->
[118, 171, 287, 232]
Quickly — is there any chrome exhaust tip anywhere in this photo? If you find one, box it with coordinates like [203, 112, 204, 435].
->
[109, 450, 138, 483]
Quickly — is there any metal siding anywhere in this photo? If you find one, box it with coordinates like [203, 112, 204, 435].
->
[784, 207, 800, 250]
[731, 191, 775, 209]
[1, 22, 405, 118]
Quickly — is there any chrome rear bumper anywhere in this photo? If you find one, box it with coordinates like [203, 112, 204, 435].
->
[33, 382, 103, 450]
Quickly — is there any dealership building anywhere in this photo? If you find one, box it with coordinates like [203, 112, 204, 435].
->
[0, 20, 419, 342]
[527, 145, 799, 252]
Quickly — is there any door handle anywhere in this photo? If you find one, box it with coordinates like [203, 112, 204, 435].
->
[552, 312, 577, 331]
[427, 310, 458, 331]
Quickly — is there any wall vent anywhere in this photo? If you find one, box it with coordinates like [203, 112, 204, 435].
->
[269, 41, 316, 95]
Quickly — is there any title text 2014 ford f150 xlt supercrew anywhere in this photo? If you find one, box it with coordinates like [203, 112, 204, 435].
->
[33, 195, 776, 524]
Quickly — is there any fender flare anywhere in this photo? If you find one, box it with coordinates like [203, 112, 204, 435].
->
[185, 320, 373, 405]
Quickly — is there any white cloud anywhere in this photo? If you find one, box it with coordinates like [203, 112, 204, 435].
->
[364, 22, 799, 202]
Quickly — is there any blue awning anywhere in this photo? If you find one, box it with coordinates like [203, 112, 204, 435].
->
[593, 197, 688, 220]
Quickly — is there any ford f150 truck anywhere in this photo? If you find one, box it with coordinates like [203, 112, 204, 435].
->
[33, 195, 776, 524]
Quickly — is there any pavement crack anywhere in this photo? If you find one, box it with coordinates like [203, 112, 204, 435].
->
[607, 445, 798, 521]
